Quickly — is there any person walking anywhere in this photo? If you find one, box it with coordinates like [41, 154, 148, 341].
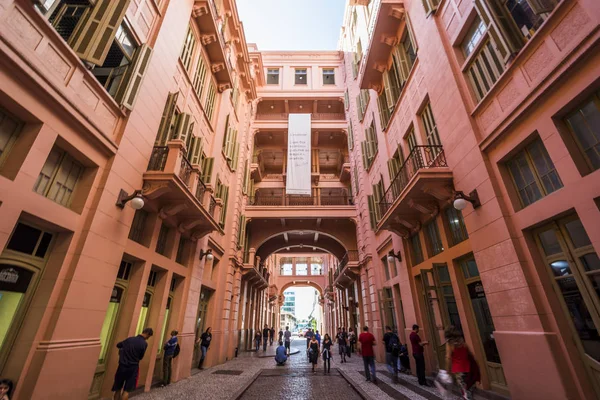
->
[445, 326, 479, 399]
[284, 326, 292, 355]
[347, 328, 356, 357]
[270, 327, 275, 346]
[196, 327, 212, 370]
[111, 328, 153, 400]
[358, 326, 377, 384]
[278, 328, 284, 343]
[315, 330, 321, 346]
[262, 324, 270, 351]
[309, 335, 320, 373]
[161, 330, 178, 387]
[322, 334, 333, 374]
[410, 324, 429, 386]
[254, 329, 261, 352]
[305, 328, 313, 349]
[336, 327, 347, 363]
[383, 326, 400, 383]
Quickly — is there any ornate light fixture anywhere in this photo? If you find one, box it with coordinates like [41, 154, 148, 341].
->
[387, 250, 402, 263]
[116, 189, 144, 210]
[453, 190, 481, 211]
[199, 249, 214, 261]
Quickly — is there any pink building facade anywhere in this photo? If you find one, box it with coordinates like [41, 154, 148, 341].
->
[0, 0, 599, 399]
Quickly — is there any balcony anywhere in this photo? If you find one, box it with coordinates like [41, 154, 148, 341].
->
[242, 248, 270, 289]
[254, 113, 346, 121]
[360, 0, 406, 91]
[333, 250, 360, 289]
[246, 189, 355, 219]
[143, 141, 222, 237]
[377, 145, 452, 234]
[249, 192, 354, 206]
[192, 0, 232, 91]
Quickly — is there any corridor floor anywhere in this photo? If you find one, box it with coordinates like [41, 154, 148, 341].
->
[132, 338, 464, 400]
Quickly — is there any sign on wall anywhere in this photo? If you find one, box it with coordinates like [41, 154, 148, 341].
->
[286, 114, 312, 195]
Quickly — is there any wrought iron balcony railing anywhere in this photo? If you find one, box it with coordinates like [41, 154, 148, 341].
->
[378, 145, 447, 217]
[248, 194, 354, 206]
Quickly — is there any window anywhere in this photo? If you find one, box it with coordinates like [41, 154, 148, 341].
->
[267, 68, 280, 84]
[406, 128, 418, 152]
[204, 81, 217, 121]
[506, 137, 563, 207]
[357, 89, 370, 121]
[435, 264, 462, 330]
[361, 121, 377, 170]
[0, 265, 35, 352]
[6, 222, 53, 258]
[534, 215, 600, 366]
[176, 238, 188, 264]
[382, 256, 391, 281]
[344, 90, 350, 110]
[504, 0, 554, 41]
[425, 219, 444, 256]
[372, 176, 385, 222]
[281, 261, 293, 276]
[323, 68, 335, 85]
[295, 260, 308, 275]
[156, 223, 169, 256]
[91, 24, 139, 98]
[368, 195, 377, 230]
[353, 165, 359, 195]
[128, 209, 148, 244]
[201, 156, 214, 184]
[348, 121, 354, 150]
[43, 1, 90, 42]
[216, 184, 229, 227]
[564, 92, 600, 171]
[421, 102, 442, 148]
[34, 147, 84, 208]
[0, 107, 23, 167]
[193, 56, 208, 100]
[117, 260, 132, 281]
[180, 25, 196, 71]
[422, 0, 441, 15]
[410, 233, 424, 265]
[462, 17, 486, 57]
[446, 207, 468, 245]
[237, 214, 246, 249]
[295, 68, 307, 84]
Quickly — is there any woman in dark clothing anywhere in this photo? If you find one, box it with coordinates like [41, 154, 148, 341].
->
[196, 327, 212, 369]
[254, 330, 261, 352]
[309, 336, 320, 373]
[322, 334, 333, 374]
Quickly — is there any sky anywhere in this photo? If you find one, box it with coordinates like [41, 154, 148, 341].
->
[236, 0, 347, 51]
[289, 287, 319, 319]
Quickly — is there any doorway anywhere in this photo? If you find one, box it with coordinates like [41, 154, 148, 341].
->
[192, 287, 213, 368]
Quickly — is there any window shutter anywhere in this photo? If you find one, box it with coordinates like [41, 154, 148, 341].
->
[422, 0, 432, 14]
[526, 0, 557, 14]
[231, 142, 240, 170]
[188, 136, 204, 165]
[361, 141, 369, 170]
[115, 44, 153, 110]
[242, 161, 249, 194]
[220, 186, 229, 225]
[347, 121, 354, 150]
[237, 214, 246, 248]
[387, 159, 399, 181]
[222, 114, 230, 155]
[474, 0, 522, 63]
[356, 94, 363, 121]
[47, 154, 83, 206]
[393, 47, 410, 83]
[172, 113, 192, 147]
[383, 70, 394, 110]
[156, 92, 179, 146]
[404, 14, 418, 52]
[368, 195, 377, 230]
[70, 0, 131, 65]
[249, 178, 255, 198]
[202, 157, 214, 183]
[344, 90, 349, 110]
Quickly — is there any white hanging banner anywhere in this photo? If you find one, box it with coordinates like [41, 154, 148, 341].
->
[286, 114, 312, 195]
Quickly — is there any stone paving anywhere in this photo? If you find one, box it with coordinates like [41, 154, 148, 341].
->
[132, 338, 464, 400]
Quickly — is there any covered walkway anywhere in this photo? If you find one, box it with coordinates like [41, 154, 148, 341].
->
[132, 338, 465, 400]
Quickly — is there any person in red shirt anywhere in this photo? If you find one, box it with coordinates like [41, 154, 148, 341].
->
[358, 326, 377, 383]
[409, 324, 429, 385]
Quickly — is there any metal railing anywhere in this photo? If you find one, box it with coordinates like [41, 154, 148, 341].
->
[196, 178, 207, 202]
[209, 196, 217, 217]
[334, 250, 359, 280]
[179, 156, 193, 186]
[248, 194, 354, 206]
[254, 113, 346, 121]
[147, 146, 168, 171]
[379, 145, 447, 217]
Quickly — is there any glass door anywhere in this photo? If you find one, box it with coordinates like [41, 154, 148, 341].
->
[459, 257, 507, 392]
[419, 269, 446, 369]
[534, 215, 600, 396]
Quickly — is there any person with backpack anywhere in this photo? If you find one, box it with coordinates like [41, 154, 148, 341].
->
[383, 326, 400, 383]
[161, 330, 179, 387]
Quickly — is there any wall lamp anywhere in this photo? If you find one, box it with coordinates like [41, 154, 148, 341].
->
[387, 250, 402, 264]
[199, 249, 214, 261]
[453, 190, 481, 211]
[116, 189, 144, 210]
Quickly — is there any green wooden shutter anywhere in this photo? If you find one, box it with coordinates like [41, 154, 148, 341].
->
[115, 44, 153, 110]
[155, 92, 178, 146]
[237, 214, 246, 248]
[231, 142, 240, 170]
[368, 195, 377, 230]
[201, 157, 214, 183]
[394, 46, 410, 83]
[188, 136, 204, 165]
[242, 161, 249, 195]
[347, 121, 354, 150]
[70, 0, 131, 65]
[222, 114, 230, 156]
[361, 141, 369, 170]
[220, 186, 229, 226]
[404, 14, 418, 52]
[172, 113, 192, 146]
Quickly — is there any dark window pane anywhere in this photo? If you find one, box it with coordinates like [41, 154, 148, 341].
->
[437, 265, 451, 282]
[35, 232, 53, 258]
[462, 259, 480, 279]
[7, 223, 41, 255]
[538, 229, 562, 256]
[564, 219, 592, 249]
[581, 253, 600, 273]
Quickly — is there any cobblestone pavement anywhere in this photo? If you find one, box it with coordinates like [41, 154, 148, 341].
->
[132, 338, 463, 400]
